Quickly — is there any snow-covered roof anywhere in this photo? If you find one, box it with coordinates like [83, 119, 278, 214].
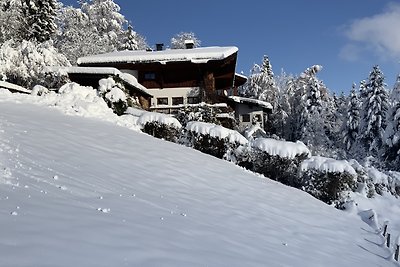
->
[301, 156, 356, 176]
[51, 66, 151, 97]
[229, 96, 273, 110]
[77, 46, 238, 65]
[186, 121, 248, 145]
[252, 138, 311, 159]
[0, 81, 31, 94]
[235, 73, 248, 80]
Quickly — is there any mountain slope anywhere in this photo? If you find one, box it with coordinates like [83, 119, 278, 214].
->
[0, 100, 396, 266]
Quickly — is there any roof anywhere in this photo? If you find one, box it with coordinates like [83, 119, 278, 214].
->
[77, 46, 239, 65]
[234, 73, 248, 87]
[228, 96, 273, 110]
[50, 66, 151, 97]
[0, 81, 31, 94]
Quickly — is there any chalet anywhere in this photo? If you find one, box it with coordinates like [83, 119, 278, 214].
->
[228, 96, 273, 129]
[72, 45, 246, 112]
[56, 45, 274, 130]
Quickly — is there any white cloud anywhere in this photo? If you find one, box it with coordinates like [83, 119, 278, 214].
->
[341, 2, 400, 62]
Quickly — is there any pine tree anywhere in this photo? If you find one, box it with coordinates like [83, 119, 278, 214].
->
[383, 74, 400, 169]
[21, 0, 58, 42]
[343, 83, 360, 151]
[240, 55, 278, 105]
[258, 56, 278, 105]
[360, 65, 389, 156]
[120, 24, 147, 51]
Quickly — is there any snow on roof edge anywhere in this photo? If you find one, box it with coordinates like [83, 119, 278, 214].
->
[77, 46, 238, 65]
[229, 96, 273, 109]
[0, 81, 31, 94]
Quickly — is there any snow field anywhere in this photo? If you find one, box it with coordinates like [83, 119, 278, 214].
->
[0, 97, 399, 266]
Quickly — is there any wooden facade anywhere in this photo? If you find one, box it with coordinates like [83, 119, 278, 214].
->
[78, 51, 239, 106]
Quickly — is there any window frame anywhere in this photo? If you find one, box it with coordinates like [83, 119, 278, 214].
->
[242, 114, 250, 122]
[172, 97, 184, 105]
[157, 97, 168, 105]
[187, 97, 200, 104]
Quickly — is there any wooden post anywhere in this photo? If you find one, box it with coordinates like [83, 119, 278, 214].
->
[395, 244, 399, 262]
[382, 222, 388, 236]
[386, 233, 391, 248]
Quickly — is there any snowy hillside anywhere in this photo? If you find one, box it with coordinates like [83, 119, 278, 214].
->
[0, 93, 399, 266]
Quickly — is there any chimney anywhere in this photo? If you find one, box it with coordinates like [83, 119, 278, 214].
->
[184, 40, 194, 49]
[156, 43, 164, 51]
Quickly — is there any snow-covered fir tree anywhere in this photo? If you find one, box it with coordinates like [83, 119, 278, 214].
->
[343, 83, 360, 151]
[239, 55, 278, 106]
[360, 65, 389, 157]
[170, 32, 201, 49]
[120, 24, 148, 51]
[358, 80, 367, 104]
[285, 65, 339, 155]
[20, 0, 58, 42]
[383, 74, 400, 169]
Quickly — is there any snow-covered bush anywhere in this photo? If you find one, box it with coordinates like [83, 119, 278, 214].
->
[98, 77, 128, 116]
[183, 121, 247, 159]
[138, 112, 182, 142]
[348, 159, 400, 198]
[0, 40, 70, 88]
[237, 138, 311, 186]
[175, 104, 221, 127]
[31, 85, 50, 96]
[300, 156, 357, 207]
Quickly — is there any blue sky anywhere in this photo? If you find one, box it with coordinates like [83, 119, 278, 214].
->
[62, 0, 400, 94]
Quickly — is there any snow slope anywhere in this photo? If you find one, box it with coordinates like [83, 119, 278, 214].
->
[0, 97, 399, 266]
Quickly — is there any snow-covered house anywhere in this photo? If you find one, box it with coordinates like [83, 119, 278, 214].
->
[228, 96, 272, 129]
[72, 46, 246, 112]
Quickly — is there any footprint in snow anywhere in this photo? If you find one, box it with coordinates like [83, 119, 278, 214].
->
[97, 208, 110, 213]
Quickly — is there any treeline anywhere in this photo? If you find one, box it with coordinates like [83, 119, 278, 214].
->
[239, 56, 400, 170]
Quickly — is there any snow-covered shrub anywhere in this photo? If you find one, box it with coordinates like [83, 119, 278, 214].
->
[175, 104, 221, 127]
[237, 138, 310, 186]
[184, 121, 247, 159]
[98, 77, 128, 115]
[31, 85, 50, 96]
[138, 112, 182, 142]
[300, 156, 357, 207]
[0, 40, 70, 88]
[348, 159, 400, 198]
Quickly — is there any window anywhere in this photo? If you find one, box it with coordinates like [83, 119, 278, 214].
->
[157, 97, 168, 105]
[242, 114, 250, 122]
[144, 72, 156, 80]
[172, 97, 183, 105]
[187, 97, 200, 104]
